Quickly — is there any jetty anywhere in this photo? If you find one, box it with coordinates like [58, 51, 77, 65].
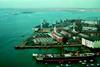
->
[15, 40, 82, 49]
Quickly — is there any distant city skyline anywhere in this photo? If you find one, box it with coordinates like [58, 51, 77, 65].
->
[0, 0, 100, 8]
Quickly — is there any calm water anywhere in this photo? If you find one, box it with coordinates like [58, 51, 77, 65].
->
[0, 8, 100, 67]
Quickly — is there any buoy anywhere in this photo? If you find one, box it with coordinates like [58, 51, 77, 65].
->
[79, 60, 82, 63]
[90, 59, 94, 62]
[65, 64, 69, 66]
[61, 64, 63, 66]
[97, 63, 100, 66]
[56, 65, 59, 67]
[84, 60, 87, 62]
[90, 64, 94, 66]
[45, 63, 47, 64]
[86, 64, 89, 67]
[82, 62, 86, 65]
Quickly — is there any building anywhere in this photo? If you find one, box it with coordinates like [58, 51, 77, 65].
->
[82, 21, 97, 31]
[82, 37, 100, 49]
[51, 27, 66, 43]
[51, 31, 63, 43]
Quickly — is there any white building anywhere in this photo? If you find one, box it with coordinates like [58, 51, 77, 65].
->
[82, 20, 98, 31]
[82, 38, 100, 48]
[82, 20, 97, 25]
[82, 27, 97, 31]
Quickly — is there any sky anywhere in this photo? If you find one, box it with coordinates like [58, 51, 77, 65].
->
[0, 0, 100, 8]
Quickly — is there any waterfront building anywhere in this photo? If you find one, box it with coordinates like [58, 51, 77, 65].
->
[82, 37, 100, 49]
[51, 27, 66, 43]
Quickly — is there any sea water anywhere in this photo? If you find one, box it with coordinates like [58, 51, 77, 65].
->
[0, 8, 100, 67]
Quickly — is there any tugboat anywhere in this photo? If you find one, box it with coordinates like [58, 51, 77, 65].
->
[32, 52, 95, 63]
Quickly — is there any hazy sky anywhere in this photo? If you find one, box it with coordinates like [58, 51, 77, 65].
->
[0, 0, 100, 8]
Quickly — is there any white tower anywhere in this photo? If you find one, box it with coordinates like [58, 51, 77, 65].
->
[73, 23, 76, 32]
[54, 27, 57, 33]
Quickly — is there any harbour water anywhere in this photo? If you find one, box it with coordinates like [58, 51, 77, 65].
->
[0, 8, 100, 67]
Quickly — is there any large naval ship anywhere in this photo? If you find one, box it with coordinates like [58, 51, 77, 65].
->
[32, 52, 95, 63]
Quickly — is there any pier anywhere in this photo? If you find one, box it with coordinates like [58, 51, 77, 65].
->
[15, 43, 82, 49]
[15, 39, 82, 49]
[15, 45, 67, 49]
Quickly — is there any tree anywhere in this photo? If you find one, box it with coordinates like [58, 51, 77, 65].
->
[74, 20, 82, 32]
[42, 19, 49, 28]
[96, 20, 100, 32]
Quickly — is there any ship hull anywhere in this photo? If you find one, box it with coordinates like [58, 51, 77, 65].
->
[35, 56, 95, 63]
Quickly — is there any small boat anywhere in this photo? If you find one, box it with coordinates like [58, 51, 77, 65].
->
[32, 53, 95, 63]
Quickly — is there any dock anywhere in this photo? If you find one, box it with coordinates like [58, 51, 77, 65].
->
[15, 40, 82, 49]
[15, 35, 83, 49]
[15, 45, 68, 49]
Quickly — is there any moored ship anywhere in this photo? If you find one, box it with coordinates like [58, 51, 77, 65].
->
[32, 52, 95, 63]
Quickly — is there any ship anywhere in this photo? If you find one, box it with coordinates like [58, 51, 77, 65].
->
[32, 52, 95, 64]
